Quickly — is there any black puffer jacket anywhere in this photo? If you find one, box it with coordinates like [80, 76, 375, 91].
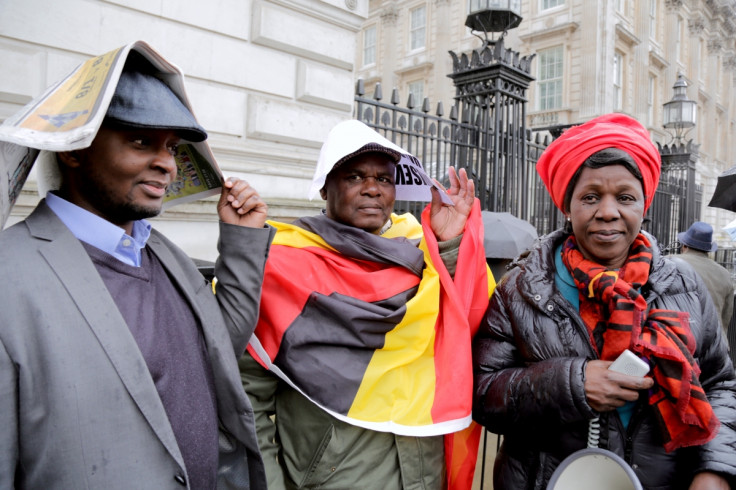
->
[473, 229, 736, 490]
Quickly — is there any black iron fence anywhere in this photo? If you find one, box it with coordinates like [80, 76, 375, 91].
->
[355, 81, 701, 247]
[354, 80, 565, 236]
[648, 142, 703, 252]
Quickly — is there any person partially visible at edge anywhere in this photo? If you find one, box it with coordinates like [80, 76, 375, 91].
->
[0, 51, 273, 489]
[673, 221, 735, 342]
[472, 113, 736, 489]
[239, 120, 494, 489]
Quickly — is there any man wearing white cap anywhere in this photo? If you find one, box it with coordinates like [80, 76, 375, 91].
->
[674, 221, 734, 341]
[240, 120, 493, 489]
[0, 51, 271, 488]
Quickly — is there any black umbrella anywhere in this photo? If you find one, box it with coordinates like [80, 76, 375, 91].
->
[708, 165, 736, 212]
[481, 211, 538, 259]
[191, 257, 215, 282]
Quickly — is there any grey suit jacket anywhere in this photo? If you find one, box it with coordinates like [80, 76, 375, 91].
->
[0, 202, 273, 489]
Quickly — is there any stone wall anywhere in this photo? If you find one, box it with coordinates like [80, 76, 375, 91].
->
[0, 0, 366, 259]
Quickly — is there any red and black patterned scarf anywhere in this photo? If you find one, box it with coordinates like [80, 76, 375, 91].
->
[561, 233, 720, 452]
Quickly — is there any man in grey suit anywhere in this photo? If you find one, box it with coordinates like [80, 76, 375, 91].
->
[674, 221, 734, 343]
[0, 55, 272, 488]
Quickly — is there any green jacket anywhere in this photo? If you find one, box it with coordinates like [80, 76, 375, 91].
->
[673, 250, 734, 336]
[239, 353, 445, 490]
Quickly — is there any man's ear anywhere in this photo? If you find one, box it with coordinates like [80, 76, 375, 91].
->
[319, 187, 327, 201]
[57, 150, 82, 169]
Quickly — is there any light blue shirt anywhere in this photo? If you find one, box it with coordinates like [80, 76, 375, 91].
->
[45, 192, 152, 267]
[554, 243, 636, 428]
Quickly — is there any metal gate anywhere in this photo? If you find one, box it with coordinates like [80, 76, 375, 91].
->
[353, 36, 702, 490]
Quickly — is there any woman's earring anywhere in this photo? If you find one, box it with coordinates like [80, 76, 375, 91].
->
[566, 216, 571, 222]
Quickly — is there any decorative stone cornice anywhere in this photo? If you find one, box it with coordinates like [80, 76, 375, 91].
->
[380, 4, 399, 25]
[665, 0, 684, 11]
[688, 15, 706, 35]
[649, 48, 669, 70]
[519, 21, 579, 44]
[708, 36, 723, 54]
[724, 54, 736, 71]
[616, 23, 641, 46]
[709, 17, 720, 33]
[723, 14, 736, 35]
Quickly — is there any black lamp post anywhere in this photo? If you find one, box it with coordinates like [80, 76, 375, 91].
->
[663, 73, 697, 144]
[654, 73, 700, 248]
[465, 0, 522, 42]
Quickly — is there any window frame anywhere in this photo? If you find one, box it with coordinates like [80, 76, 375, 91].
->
[541, 0, 564, 11]
[647, 74, 655, 127]
[675, 16, 683, 62]
[362, 25, 377, 67]
[613, 51, 623, 111]
[648, 0, 657, 39]
[409, 5, 427, 52]
[537, 45, 564, 111]
[407, 80, 424, 105]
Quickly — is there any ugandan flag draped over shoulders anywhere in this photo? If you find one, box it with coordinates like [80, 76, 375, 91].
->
[247, 200, 494, 488]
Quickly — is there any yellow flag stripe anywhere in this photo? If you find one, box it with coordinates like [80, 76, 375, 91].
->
[347, 230, 438, 425]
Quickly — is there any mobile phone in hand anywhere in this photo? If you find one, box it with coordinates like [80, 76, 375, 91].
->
[608, 349, 650, 377]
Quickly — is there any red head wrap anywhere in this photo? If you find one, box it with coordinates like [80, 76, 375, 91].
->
[536, 113, 661, 212]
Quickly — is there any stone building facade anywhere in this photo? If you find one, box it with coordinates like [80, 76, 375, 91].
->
[356, 0, 736, 243]
[0, 0, 367, 259]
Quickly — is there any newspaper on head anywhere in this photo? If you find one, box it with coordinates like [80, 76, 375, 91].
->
[0, 40, 222, 228]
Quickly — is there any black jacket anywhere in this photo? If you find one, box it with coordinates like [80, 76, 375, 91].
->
[473, 229, 736, 490]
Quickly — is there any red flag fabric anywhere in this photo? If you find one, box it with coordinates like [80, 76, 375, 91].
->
[247, 201, 494, 487]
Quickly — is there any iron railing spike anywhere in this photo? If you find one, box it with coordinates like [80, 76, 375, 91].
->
[374, 83, 383, 101]
[422, 97, 431, 113]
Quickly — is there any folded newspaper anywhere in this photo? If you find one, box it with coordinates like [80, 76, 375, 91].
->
[0, 40, 222, 228]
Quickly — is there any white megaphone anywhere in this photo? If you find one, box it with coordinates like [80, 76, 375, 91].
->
[547, 447, 643, 490]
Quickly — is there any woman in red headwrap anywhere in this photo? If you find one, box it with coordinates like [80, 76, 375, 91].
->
[473, 113, 736, 489]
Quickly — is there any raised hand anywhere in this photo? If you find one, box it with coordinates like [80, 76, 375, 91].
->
[429, 166, 475, 241]
[217, 177, 268, 228]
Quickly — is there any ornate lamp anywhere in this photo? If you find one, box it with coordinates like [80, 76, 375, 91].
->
[466, 0, 522, 40]
[662, 73, 696, 143]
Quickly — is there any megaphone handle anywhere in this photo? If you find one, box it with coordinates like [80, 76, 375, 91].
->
[587, 417, 601, 448]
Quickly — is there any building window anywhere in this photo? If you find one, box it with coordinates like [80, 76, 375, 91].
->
[613, 51, 623, 110]
[699, 40, 706, 80]
[649, 0, 657, 38]
[647, 74, 655, 126]
[541, 0, 564, 10]
[410, 6, 426, 51]
[363, 26, 376, 67]
[538, 45, 563, 110]
[675, 16, 682, 62]
[408, 81, 424, 104]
